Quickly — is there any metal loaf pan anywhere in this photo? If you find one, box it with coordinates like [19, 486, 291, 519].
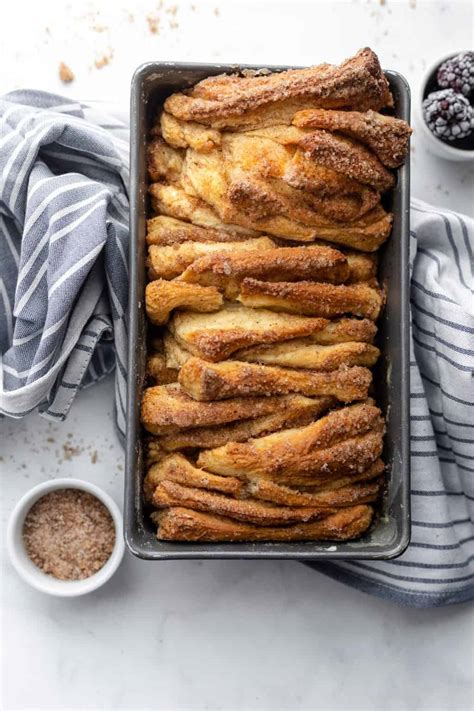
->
[126, 61, 411, 560]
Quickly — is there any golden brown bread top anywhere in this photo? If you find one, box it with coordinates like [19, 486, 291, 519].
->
[344, 252, 378, 283]
[164, 48, 392, 127]
[145, 280, 223, 325]
[240, 124, 394, 194]
[150, 182, 392, 249]
[181, 144, 392, 229]
[296, 130, 395, 192]
[144, 454, 244, 501]
[146, 215, 257, 246]
[147, 236, 275, 280]
[169, 317, 378, 370]
[153, 480, 338, 525]
[178, 358, 372, 403]
[282, 147, 380, 199]
[221, 131, 382, 222]
[156, 396, 335, 452]
[249, 475, 382, 508]
[169, 303, 329, 361]
[141, 383, 303, 435]
[147, 137, 184, 183]
[199, 429, 384, 485]
[293, 108, 412, 168]
[177, 245, 350, 297]
[306, 318, 377, 344]
[197, 402, 384, 482]
[145, 454, 382, 509]
[160, 111, 221, 152]
[149, 183, 263, 237]
[236, 339, 380, 371]
[284, 458, 385, 492]
[153, 505, 374, 542]
[238, 279, 384, 320]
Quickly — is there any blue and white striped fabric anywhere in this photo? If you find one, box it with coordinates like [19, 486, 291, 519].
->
[0, 90, 129, 438]
[311, 200, 474, 606]
[0, 92, 472, 606]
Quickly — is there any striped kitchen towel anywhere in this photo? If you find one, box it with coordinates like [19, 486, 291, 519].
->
[0, 91, 472, 606]
[309, 202, 474, 607]
[0, 90, 129, 438]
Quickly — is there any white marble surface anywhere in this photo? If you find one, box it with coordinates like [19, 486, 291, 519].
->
[1, 1, 473, 710]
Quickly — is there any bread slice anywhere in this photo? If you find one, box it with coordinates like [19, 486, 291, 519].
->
[153, 504, 374, 542]
[153, 480, 337, 525]
[178, 358, 372, 402]
[145, 280, 223, 325]
[169, 303, 329, 361]
[157, 395, 334, 451]
[141, 383, 309, 435]
[238, 279, 384, 320]
[163, 48, 392, 128]
[292, 108, 411, 168]
[345, 251, 378, 283]
[147, 236, 275, 280]
[197, 402, 385, 482]
[306, 318, 377, 344]
[160, 111, 222, 152]
[236, 340, 380, 370]
[146, 215, 257, 246]
[150, 182, 392, 250]
[249, 476, 383, 508]
[144, 454, 244, 501]
[177, 245, 349, 297]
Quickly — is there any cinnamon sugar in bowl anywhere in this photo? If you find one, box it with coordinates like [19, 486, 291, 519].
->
[7, 479, 125, 596]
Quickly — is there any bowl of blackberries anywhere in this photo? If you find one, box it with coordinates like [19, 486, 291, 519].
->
[419, 51, 474, 161]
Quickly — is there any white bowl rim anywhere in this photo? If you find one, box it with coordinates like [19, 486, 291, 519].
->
[418, 50, 474, 161]
[7, 478, 125, 597]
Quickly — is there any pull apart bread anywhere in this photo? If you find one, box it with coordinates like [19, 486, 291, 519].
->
[141, 48, 410, 543]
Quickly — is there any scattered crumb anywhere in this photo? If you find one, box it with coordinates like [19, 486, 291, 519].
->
[45, 26, 51, 35]
[128, 12, 135, 22]
[147, 14, 160, 34]
[214, 6, 220, 14]
[47, 437, 55, 443]
[92, 24, 108, 32]
[191, 4, 196, 9]
[167, 4, 178, 15]
[91, 450, 99, 464]
[95, 49, 114, 70]
[62, 442, 81, 461]
[67, 432, 73, 439]
[59, 62, 75, 84]
[169, 20, 179, 29]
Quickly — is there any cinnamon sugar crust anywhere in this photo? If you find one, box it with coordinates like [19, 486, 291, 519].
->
[164, 48, 393, 127]
[178, 358, 372, 402]
[153, 505, 374, 542]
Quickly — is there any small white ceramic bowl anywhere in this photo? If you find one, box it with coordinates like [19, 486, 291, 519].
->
[7, 478, 125, 597]
[417, 52, 474, 162]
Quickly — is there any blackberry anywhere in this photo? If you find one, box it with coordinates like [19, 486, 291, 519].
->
[437, 51, 474, 96]
[422, 89, 474, 141]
